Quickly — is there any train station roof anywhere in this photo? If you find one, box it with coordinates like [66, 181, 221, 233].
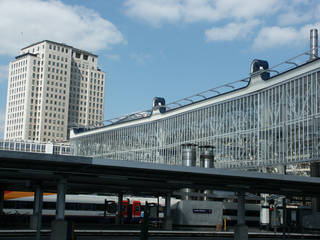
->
[0, 150, 320, 197]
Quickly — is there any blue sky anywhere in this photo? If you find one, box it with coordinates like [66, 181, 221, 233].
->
[0, 0, 319, 137]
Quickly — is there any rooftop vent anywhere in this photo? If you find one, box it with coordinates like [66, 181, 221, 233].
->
[310, 29, 318, 60]
[250, 59, 270, 81]
[152, 97, 166, 113]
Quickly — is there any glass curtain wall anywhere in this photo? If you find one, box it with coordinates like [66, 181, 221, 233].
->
[71, 70, 320, 169]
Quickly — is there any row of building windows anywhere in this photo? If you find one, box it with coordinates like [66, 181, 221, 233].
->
[47, 67, 68, 75]
[33, 59, 43, 66]
[45, 99, 66, 107]
[48, 60, 68, 68]
[9, 92, 25, 101]
[73, 52, 94, 62]
[10, 74, 27, 83]
[45, 93, 66, 100]
[6, 131, 23, 138]
[9, 86, 25, 95]
[8, 99, 24, 108]
[48, 54, 68, 62]
[43, 125, 64, 131]
[10, 67, 27, 75]
[11, 59, 27, 69]
[44, 111, 65, 119]
[46, 87, 66, 94]
[44, 106, 65, 113]
[47, 74, 67, 82]
[6, 113, 24, 122]
[70, 69, 104, 79]
[7, 105, 24, 114]
[49, 43, 69, 54]
[44, 118, 64, 125]
[26, 43, 45, 54]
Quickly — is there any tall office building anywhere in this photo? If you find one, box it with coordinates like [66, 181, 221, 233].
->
[4, 40, 105, 143]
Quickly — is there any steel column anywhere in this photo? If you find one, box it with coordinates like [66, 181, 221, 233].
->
[0, 190, 3, 213]
[237, 192, 245, 225]
[165, 193, 171, 218]
[116, 193, 123, 224]
[34, 185, 43, 240]
[56, 179, 66, 220]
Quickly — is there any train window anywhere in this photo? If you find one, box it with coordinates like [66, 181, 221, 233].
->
[134, 205, 140, 212]
[96, 203, 105, 211]
[43, 202, 56, 210]
[13, 201, 33, 209]
[4, 201, 16, 208]
[122, 205, 127, 212]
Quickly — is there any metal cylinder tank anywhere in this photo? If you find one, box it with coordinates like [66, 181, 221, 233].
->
[310, 29, 318, 60]
[260, 194, 270, 230]
[199, 146, 214, 168]
[181, 143, 197, 167]
[181, 143, 197, 200]
[199, 146, 215, 200]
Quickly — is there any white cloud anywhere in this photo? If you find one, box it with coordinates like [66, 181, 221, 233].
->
[253, 23, 320, 50]
[0, 0, 125, 56]
[124, 0, 280, 26]
[205, 20, 260, 42]
[0, 65, 8, 83]
[131, 53, 151, 66]
[124, 0, 182, 27]
[124, 0, 320, 50]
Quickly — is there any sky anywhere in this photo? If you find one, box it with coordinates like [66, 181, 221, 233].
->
[0, 0, 320, 137]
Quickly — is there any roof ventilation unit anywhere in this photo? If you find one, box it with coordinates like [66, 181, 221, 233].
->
[310, 28, 318, 60]
[250, 59, 270, 81]
[152, 97, 166, 114]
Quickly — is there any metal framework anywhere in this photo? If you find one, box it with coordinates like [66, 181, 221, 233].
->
[71, 52, 320, 169]
[0, 139, 70, 155]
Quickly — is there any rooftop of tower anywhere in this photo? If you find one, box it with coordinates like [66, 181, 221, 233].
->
[21, 40, 98, 57]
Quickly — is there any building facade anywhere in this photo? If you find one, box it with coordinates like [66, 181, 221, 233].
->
[4, 40, 105, 143]
[70, 54, 320, 171]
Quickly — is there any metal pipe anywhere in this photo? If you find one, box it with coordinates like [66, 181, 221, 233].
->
[310, 29, 318, 60]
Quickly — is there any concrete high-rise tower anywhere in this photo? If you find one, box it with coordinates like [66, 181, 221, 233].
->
[4, 40, 105, 142]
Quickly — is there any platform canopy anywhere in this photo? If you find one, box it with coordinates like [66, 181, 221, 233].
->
[0, 150, 320, 197]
